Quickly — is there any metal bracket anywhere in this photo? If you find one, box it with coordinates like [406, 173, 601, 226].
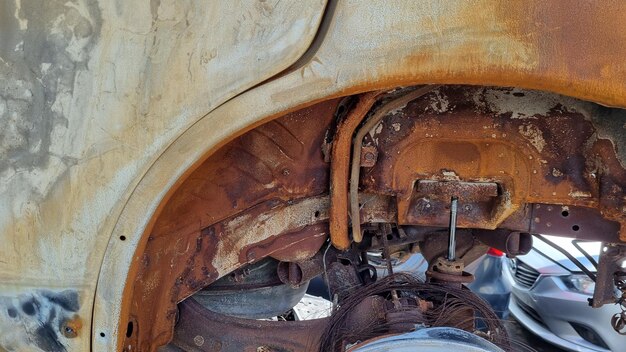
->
[592, 244, 626, 308]
[416, 180, 498, 202]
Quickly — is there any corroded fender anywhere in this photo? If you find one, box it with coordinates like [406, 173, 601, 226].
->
[0, 0, 625, 351]
[0, 0, 327, 350]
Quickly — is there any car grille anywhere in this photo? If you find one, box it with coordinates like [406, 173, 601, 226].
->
[513, 260, 540, 288]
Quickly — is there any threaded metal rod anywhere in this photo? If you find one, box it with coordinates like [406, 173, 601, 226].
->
[448, 196, 459, 260]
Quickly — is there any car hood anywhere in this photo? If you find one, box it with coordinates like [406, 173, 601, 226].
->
[519, 235, 601, 274]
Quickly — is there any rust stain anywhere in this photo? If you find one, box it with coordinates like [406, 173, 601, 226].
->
[263, 223, 329, 262]
[61, 316, 83, 338]
[416, 180, 499, 202]
[125, 101, 339, 350]
[315, 1, 626, 112]
[360, 86, 625, 233]
[349, 87, 439, 243]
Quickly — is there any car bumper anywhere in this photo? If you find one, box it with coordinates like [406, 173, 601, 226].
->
[504, 267, 620, 352]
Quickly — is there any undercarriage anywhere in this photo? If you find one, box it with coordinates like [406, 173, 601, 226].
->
[122, 86, 626, 351]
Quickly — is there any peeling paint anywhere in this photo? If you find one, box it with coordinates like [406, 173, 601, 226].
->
[429, 89, 451, 113]
[518, 123, 547, 152]
[569, 191, 593, 198]
[211, 197, 330, 277]
[477, 88, 580, 120]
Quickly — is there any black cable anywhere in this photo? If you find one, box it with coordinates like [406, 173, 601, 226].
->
[572, 239, 599, 270]
[535, 235, 596, 281]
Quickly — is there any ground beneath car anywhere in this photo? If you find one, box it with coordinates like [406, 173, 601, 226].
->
[504, 317, 567, 352]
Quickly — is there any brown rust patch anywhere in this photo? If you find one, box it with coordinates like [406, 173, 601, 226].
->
[329, 91, 382, 250]
[265, 223, 329, 262]
[530, 204, 621, 242]
[387, 1, 626, 109]
[150, 100, 339, 240]
[125, 100, 339, 350]
[61, 316, 82, 338]
[360, 87, 625, 234]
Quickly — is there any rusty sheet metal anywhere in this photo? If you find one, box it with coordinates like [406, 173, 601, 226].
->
[530, 204, 621, 243]
[125, 86, 625, 351]
[359, 86, 626, 235]
[409, 180, 503, 232]
[130, 196, 330, 349]
[415, 180, 499, 202]
[593, 244, 626, 308]
[325, 1, 626, 108]
[330, 92, 382, 250]
[151, 100, 338, 239]
[125, 102, 338, 350]
[0, 0, 330, 349]
[132, 192, 397, 350]
[349, 87, 438, 244]
[262, 223, 328, 263]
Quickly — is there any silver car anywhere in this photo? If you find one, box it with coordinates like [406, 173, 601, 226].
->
[504, 236, 623, 351]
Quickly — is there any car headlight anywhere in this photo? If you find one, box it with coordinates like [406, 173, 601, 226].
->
[561, 274, 595, 295]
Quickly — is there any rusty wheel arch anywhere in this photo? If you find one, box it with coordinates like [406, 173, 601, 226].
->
[94, 85, 626, 352]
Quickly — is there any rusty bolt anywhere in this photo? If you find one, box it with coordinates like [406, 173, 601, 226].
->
[63, 326, 77, 338]
[194, 335, 205, 347]
[61, 316, 82, 338]
[360, 145, 378, 167]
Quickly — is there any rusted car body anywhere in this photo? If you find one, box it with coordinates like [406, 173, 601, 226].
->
[1, 1, 625, 351]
